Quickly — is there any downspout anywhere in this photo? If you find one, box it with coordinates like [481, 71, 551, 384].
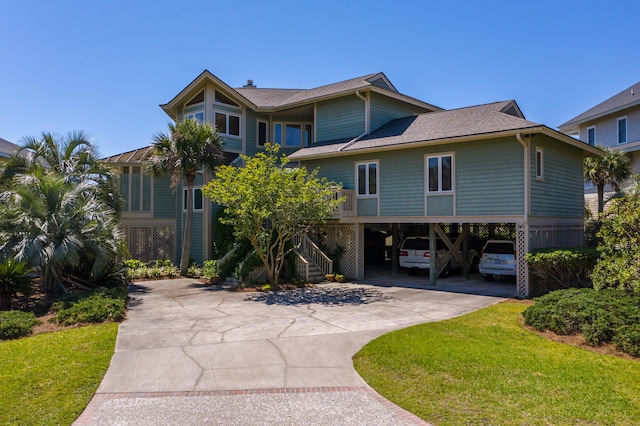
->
[339, 90, 370, 151]
[516, 132, 529, 224]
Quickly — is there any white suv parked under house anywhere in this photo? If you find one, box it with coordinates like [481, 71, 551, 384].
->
[479, 240, 517, 281]
[398, 236, 479, 277]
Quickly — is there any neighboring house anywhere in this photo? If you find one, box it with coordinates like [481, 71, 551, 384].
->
[105, 70, 600, 297]
[559, 81, 640, 212]
[0, 137, 20, 162]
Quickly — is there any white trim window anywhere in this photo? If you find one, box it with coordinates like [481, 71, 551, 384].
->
[617, 116, 627, 144]
[120, 166, 152, 212]
[587, 125, 596, 146]
[356, 161, 378, 197]
[536, 147, 544, 180]
[426, 153, 454, 193]
[183, 187, 204, 212]
[184, 111, 204, 123]
[273, 122, 313, 147]
[215, 111, 241, 137]
[257, 119, 269, 147]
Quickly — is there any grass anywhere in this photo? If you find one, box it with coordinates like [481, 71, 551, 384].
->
[0, 323, 118, 425]
[354, 302, 640, 426]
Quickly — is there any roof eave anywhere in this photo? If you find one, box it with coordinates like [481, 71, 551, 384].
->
[290, 126, 602, 161]
[559, 98, 640, 130]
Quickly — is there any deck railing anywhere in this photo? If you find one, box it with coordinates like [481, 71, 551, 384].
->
[293, 234, 333, 276]
[332, 189, 356, 218]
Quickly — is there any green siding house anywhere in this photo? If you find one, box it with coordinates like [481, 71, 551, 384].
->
[104, 70, 600, 297]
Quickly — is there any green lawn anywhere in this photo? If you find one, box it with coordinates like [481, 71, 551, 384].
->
[0, 323, 118, 425]
[354, 302, 640, 426]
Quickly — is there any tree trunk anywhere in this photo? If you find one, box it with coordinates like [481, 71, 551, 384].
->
[0, 291, 11, 311]
[180, 177, 195, 276]
[597, 184, 605, 215]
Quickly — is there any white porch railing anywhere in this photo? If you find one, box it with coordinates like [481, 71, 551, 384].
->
[294, 251, 311, 282]
[332, 189, 356, 218]
[293, 234, 333, 277]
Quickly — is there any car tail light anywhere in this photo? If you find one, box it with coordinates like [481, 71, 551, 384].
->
[423, 251, 430, 258]
[399, 250, 408, 256]
[480, 249, 484, 258]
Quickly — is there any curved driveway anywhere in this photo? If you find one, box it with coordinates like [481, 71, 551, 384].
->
[77, 278, 505, 425]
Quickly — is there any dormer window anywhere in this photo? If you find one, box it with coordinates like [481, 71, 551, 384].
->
[215, 90, 239, 107]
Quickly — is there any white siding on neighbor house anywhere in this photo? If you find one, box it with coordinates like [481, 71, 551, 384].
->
[579, 105, 640, 147]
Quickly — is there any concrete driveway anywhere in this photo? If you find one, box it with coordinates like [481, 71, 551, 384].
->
[76, 279, 505, 425]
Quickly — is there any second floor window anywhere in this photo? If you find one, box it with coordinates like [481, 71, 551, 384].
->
[618, 117, 627, 144]
[273, 123, 313, 147]
[426, 154, 453, 193]
[536, 148, 544, 180]
[185, 111, 204, 123]
[183, 188, 203, 211]
[215, 112, 241, 137]
[120, 166, 151, 212]
[257, 120, 269, 146]
[587, 126, 596, 146]
[356, 161, 378, 196]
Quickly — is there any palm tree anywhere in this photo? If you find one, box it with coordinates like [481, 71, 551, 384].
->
[0, 170, 122, 293]
[0, 131, 123, 214]
[584, 147, 632, 214]
[146, 119, 224, 275]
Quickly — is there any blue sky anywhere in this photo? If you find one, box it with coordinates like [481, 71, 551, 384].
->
[2, 0, 639, 157]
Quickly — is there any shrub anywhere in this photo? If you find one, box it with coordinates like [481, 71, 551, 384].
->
[124, 259, 146, 269]
[0, 260, 34, 311]
[523, 288, 640, 357]
[52, 287, 127, 326]
[614, 325, 640, 357]
[201, 260, 219, 280]
[526, 248, 599, 296]
[0, 311, 41, 339]
[592, 195, 640, 296]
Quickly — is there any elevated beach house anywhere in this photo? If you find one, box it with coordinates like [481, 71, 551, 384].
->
[104, 70, 601, 297]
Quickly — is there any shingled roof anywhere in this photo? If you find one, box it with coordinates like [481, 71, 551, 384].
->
[289, 101, 600, 160]
[161, 70, 441, 119]
[559, 81, 640, 132]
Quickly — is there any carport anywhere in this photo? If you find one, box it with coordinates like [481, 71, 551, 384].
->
[362, 221, 520, 294]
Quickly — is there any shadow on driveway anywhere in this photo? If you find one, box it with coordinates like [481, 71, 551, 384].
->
[245, 285, 394, 306]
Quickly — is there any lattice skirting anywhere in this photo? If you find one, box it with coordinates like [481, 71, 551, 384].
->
[516, 224, 529, 298]
[121, 225, 175, 263]
[529, 224, 584, 250]
[310, 223, 364, 280]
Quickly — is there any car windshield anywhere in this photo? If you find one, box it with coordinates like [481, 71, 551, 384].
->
[484, 242, 514, 254]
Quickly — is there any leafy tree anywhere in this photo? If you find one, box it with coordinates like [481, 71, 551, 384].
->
[0, 131, 123, 214]
[203, 144, 343, 285]
[146, 119, 224, 275]
[591, 194, 640, 295]
[584, 147, 631, 214]
[0, 260, 33, 311]
[0, 170, 122, 293]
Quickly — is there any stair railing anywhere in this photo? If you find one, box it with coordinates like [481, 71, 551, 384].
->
[293, 234, 333, 277]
